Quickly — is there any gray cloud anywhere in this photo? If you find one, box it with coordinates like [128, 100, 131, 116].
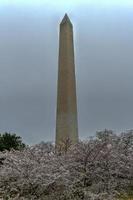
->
[0, 4, 133, 144]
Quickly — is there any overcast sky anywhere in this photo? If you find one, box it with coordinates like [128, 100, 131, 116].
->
[0, 0, 133, 144]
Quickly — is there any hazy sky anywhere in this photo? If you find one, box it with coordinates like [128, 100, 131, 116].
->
[0, 0, 133, 144]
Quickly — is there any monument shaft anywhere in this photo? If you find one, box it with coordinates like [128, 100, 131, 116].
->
[56, 14, 78, 146]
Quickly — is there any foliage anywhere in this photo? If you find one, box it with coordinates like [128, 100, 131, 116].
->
[0, 130, 132, 200]
[0, 132, 25, 151]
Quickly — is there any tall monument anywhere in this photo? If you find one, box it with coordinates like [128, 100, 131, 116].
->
[56, 14, 78, 147]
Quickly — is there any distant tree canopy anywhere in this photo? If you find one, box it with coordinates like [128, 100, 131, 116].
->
[0, 132, 25, 151]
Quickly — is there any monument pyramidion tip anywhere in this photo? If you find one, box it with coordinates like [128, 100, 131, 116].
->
[60, 13, 72, 26]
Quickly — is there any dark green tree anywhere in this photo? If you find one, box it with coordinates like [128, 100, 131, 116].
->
[0, 132, 25, 151]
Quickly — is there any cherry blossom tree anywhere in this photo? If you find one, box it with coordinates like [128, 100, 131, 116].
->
[0, 130, 132, 200]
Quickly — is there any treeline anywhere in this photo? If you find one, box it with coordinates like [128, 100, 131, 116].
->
[0, 130, 133, 200]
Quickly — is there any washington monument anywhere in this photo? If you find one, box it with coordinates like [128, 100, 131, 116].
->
[56, 14, 78, 146]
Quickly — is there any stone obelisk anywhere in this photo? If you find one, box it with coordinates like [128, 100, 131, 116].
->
[56, 14, 78, 147]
